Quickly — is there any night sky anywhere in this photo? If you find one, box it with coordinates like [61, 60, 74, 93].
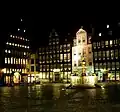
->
[0, 2, 118, 50]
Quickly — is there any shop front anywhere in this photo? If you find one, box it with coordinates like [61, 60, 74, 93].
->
[53, 69, 61, 82]
[4, 72, 28, 85]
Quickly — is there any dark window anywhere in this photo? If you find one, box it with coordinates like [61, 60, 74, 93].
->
[36, 66, 40, 71]
[31, 66, 34, 72]
[31, 59, 34, 64]
[74, 64, 76, 66]
[83, 40, 85, 42]
[36, 59, 39, 64]
[89, 62, 92, 65]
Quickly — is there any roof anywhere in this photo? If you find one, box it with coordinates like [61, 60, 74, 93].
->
[76, 28, 87, 35]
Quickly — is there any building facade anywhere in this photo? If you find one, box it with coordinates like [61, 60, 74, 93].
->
[0, 18, 31, 85]
[28, 53, 39, 83]
[92, 37, 120, 81]
[39, 30, 72, 82]
[92, 23, 120, 81]
[72, 28, 93, 76]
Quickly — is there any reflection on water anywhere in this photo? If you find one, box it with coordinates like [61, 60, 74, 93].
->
[0, 84, 120, 111]
[0, 84, 75, 112]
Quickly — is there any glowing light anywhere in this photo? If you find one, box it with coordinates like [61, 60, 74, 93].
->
[53, 69, 60, 72]
[24, 30, 26, 32]
[18, 28, 20, 31]
[99, 33, 101, 36]
[74, 55, 78, 61]
[1, 68, 6, 73]
[107, 25, 109, 28]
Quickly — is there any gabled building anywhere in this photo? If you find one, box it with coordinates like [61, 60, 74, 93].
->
[72, 28, 93, 76]
[39, 29, 72, 82]
[0, 18, 31, 85]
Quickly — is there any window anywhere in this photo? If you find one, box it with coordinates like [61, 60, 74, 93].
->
[106, 51, 109, 57]
[78, 60, 81, 66]
[110, 40, 113, 45]
[98, 51, 101, 57]
[8, 58, 10, 64]
[94, 52, 97, 58]
[78, 40, 81, 43]
[5, 58, 7, 64]
[31, 59, 34, 64]
[83, 40, 85, 42]
[110, 50, 114, 58]
[105, 41, 108, 46]
[115, 49, 118, 58]
[89, 62, 92, 65]
[93, 42, 96, 47]
[74, 64, 76, 66]
[31, 66, 34, 72]
[36, 66, 39, 71]
[36, 59, 39, 64]
[11, 57, 13, 64]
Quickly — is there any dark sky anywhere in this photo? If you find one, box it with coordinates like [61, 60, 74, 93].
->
[0, 2, 119, 50]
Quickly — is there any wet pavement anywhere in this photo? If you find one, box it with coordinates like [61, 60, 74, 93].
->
[0, 84, 120, 112]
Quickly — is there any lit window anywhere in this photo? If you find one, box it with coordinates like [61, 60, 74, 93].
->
[15, 44, 17, 46]
[5, 58, 7, 64]
[10, 35, 12, 37]
[18, 44, 20, 47]
[5, 50, 7, 53]
[23, 38, 24, 40]
[67, 44, 70, 47]
[6, 42, 8, 44]
[9, 43, 11, 45]
[26, 39, 27, 41]
[13, 36, 15, 38]
[21, 59, 22, 64]
[12, 43, 14, 46]
[19, 58, 20, 64]
[25, 46, 27, 48]
[99, 33, 101, 36]
[107, 25, 109, 28]
[27, 46, 29, 49]
[8, 50, 11, 53]
[18, 28, 20, 31]
[11, 57, 13, 64]
[22, 45, 24, 47]
[24, 30, 26, 32]
[8, 58, 10, 64]
[20, 45, 22, 47]
[24, 52, 26, 55]
[110, 40, 113, 45]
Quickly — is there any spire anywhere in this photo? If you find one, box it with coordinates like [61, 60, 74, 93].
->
[17, 17, 26, 36]
[81, 26, 83, 29]
[49, 29, 58, 37]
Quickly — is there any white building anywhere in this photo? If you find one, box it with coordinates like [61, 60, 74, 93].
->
[72, 28, 93, 76]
